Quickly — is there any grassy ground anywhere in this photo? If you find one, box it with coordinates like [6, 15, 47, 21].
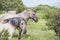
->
[11, 19, 60, 40]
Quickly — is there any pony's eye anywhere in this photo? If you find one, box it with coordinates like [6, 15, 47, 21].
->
[33, 14, 35, 15]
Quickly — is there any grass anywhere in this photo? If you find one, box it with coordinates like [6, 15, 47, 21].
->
[11, 19, 60, 40]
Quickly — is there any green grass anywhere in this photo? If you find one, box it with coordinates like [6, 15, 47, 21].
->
[11, 19, 60, 40]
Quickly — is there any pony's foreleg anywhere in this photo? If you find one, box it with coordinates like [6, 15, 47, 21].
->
[22, 28, 27, 34]
[18, 29, 22, 40]
[20, 24, 27, 34]
[21, 25, 27, 34]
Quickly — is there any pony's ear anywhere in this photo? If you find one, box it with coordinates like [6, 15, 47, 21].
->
[3, 19, 9, 23]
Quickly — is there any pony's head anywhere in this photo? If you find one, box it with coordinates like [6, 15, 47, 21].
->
[26, 9, 38, 22]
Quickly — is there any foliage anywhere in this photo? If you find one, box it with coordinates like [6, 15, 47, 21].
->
[32, 5, 60, 36]
[52, 10, 60, 36]
[0, 0, 27, 13]
[0, 29, 9, 40]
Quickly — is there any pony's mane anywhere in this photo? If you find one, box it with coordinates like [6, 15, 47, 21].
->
[22, 9, 33, 14]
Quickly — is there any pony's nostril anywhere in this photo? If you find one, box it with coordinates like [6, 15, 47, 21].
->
[34, 19, 38, 22]
[33, 17, 38, 22]
[36, 19, 38, 22]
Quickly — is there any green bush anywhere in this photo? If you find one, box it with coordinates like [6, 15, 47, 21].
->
[32, 5, 60, 36]
[52, 11, 60, 36]
[0, 29, 9, 40]
[0, 0, 27, 12]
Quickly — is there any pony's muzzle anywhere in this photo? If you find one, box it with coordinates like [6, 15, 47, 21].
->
[32, 17, 38, 22]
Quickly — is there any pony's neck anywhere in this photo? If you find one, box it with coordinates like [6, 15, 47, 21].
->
[17, 13, 30, 22]
[26, 17, 30, 22]
[17, 11, 30, 22]
[23, 13, 30, 22]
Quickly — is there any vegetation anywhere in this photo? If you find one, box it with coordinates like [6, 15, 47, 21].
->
[0, 0, 27, 12]
[33, 5, 60, 36]
[0, 0, 60, 40]
[52, 11, 60, 36]
[0, 29, 9, 40]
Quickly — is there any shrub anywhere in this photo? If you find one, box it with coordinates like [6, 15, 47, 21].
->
[0, 29, 9, 40]
[52, 12, 60, 36]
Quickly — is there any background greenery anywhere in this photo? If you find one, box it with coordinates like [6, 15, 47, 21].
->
[0, 0, 60, 40]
